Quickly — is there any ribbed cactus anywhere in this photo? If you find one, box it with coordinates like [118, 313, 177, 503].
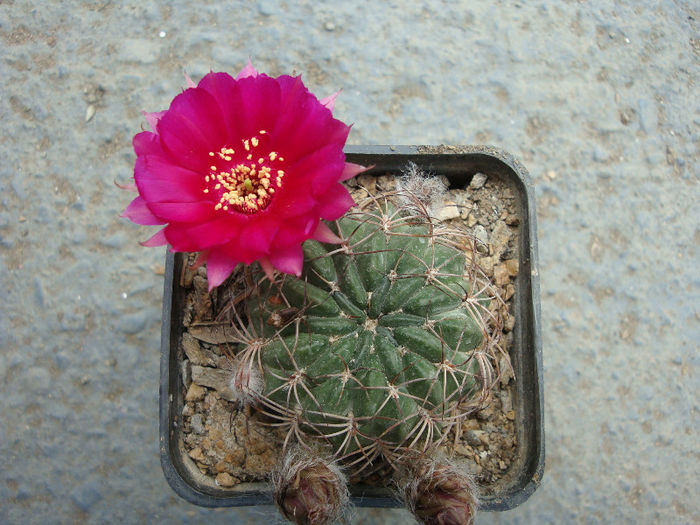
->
[233, 191, 499, 474]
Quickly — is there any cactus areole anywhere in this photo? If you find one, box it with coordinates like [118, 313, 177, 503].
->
[243, 197, 493, 469]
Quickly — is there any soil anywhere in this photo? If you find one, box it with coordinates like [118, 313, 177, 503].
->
[177, 171, 520, 492]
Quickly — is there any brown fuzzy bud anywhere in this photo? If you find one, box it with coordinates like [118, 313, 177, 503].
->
[399, 461, 478, 525]
[272, 447, 349, 525]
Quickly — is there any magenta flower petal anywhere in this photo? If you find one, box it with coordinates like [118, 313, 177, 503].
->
[236, 75, 283, 139]
[272, 78, 350, 162]
[340, 162, 370, 181]
[165, 87, 226, 146]
[142, 111, 166, 132]
[317, 183, 355, 220]
[140, 228, 168, 247]
[236, 59, 258, 79]
[206, 250, 239, 291]
[133, 131, 163, 157]
[164, 216, 242, 251]
[311, 222, 342, 244]
[122, 196, 166, 225]
[122, 63, 365, 288]
[192, 251, 208, 270]
[286, 144, 346, 198]
[272, 187, 318, 219]
[320, 90, 340, 111]
[115, 180, 137, 192]
[134, 157, 204, 203]
[274, 215, 318, 248]
[146, 201, 216, 223]
[269, 243, 304, 276]
[236, 218, 280, 260]
[157, 90, 227, 171]
[258, 256, 276, 280]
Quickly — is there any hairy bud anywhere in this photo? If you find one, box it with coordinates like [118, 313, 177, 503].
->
[272, 447, 350, 525]
[398, 460, 478, 525]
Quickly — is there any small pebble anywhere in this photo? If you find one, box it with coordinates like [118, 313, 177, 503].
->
[185, 383, 206, 402]
[469, 173, 487, 189]
[216, 472, 238, 487]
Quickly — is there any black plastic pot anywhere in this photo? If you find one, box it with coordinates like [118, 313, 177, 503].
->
[159, 145, 544, 511]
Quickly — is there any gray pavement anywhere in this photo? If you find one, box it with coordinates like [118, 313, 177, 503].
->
[1, 1, 698, 523]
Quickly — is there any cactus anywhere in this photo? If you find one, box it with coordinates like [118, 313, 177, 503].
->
[226, 186, 502, 524]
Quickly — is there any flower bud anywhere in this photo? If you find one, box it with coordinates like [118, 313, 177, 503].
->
[272, 447, 349, 525]
[400, 461, 478, 525]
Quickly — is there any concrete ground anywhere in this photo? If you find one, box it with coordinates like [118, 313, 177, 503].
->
[1, 1, 698, 523]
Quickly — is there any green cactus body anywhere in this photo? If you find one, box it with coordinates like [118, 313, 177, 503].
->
[249, 201, 488, 461]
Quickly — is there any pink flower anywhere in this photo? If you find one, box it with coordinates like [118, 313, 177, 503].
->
[122, 62, 367, 290]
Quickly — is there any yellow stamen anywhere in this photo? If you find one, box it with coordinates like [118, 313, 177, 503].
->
[206, 138, 285, 214]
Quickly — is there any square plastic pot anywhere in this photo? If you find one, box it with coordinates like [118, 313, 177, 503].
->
[159, 145, 544, 511]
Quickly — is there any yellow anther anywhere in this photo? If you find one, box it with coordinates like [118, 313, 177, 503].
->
[224, 156, 231, 161]
[203, 188, 209, 193]
[251, 137, 259, 147]
[246, 154, 252, 160]
[215, 184, 221, 190]
[279, 157, 284, 162]
[258, 157, 264, 164]
[209, 152, 214, 157]
[269, 152, 277, 161]
[259, 130, 267, 134]
[243, 139, 250, 151]
[210, 165, 217, 171]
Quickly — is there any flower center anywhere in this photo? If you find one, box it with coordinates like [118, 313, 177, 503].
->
[204, 130, 285, 214]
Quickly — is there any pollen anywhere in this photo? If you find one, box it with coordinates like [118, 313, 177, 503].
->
[203, 136, 286, 214]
